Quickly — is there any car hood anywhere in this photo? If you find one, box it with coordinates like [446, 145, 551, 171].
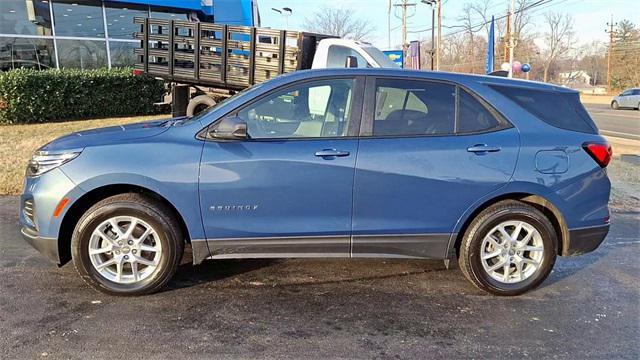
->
[39, 118, 185, 152]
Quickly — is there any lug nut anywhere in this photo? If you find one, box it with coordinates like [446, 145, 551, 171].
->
[124, 255, 129, 260]
[118, 241, 124, 245]
[115, 250, 120, 255]
[132, 249, 137, 254]
[128, 240, 133, 245]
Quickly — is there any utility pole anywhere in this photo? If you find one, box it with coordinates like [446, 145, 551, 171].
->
[605, 15, 617, 94]
[507, 0, 515, 78]
[504, 9, 510, 63]
[436, 0, 441, 70]
[394, 0, 416, 61]
[420, 0, 436, 70]
[388, 0, 392, 49]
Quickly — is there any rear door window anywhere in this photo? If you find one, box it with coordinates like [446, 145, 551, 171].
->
[490, 85, 597, 134]
[373, 79, 455, 136]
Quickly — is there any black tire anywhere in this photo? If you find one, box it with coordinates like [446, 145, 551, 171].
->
[186, 95, 216, 116]
[611, 100, 619, 110]
[71, 193, 184, 296]
[459, 200, 557, 296]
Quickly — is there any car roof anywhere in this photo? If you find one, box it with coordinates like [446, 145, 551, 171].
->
[273, 67, 575, 93]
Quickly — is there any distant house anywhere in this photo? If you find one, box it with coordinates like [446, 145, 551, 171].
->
[559, 70, 607, 95]
[559, 70, 592, 85]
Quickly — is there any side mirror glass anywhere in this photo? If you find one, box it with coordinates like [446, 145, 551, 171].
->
[210, 116, 248, 140]
[345, 55, 358, 68]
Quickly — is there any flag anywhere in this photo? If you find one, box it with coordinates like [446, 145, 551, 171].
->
[409, 41, 421, 70]
[486, 16, 495, 74]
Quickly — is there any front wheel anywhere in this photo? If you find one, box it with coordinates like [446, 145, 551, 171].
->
[71, 193, 184, 296]
[611, 100, 619, 110]
[459, 200, 557, 296]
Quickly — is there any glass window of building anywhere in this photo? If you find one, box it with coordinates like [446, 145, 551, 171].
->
[0, 37, 56, 71]
[150, 6, 190, 21]
[0, 0, 53, 36]
[105, 2, 148, 40]
[52, 0, 105, 38]
[109, 41, 139, 67]
[57, 39, 107, 69]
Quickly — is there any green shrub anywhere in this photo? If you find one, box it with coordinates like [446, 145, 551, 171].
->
[0, 67, 165, 124]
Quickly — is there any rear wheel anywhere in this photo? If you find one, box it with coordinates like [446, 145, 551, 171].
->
[611, 100, 619, 110]
[459, 200, 557, 296]
[71, 193, 184, 296]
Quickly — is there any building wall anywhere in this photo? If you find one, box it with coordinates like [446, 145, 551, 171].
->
[0, 0, 254, 71]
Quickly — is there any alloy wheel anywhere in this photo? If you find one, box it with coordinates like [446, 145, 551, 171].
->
[88, 216, 162, 284]
[480, 220, 544, 284]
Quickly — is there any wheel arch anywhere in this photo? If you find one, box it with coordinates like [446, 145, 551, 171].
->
[58, 183, 191, 265]
[452, 192, 569, 259]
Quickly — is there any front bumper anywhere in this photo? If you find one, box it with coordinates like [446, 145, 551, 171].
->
[563, 224, 609, 256]
[21, 226, 60, 263]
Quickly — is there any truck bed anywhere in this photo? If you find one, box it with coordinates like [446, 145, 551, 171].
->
[134, 18, 334, 90]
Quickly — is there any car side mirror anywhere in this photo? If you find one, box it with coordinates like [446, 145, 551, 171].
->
[345, 55, 358, 68]
[210, 116, 248, 140]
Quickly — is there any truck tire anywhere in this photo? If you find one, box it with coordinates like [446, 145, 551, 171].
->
[187, 95, 216, 116]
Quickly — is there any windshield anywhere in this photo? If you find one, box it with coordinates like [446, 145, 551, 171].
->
[362, 46, 400, 68]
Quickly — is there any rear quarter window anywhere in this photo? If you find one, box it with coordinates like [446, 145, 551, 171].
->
[490, 85, 597, 134]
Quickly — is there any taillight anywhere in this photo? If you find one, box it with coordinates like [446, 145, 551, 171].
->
[583, 142, 612, 168]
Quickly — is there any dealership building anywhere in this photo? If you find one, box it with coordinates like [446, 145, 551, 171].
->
[0, 0, 258, 71]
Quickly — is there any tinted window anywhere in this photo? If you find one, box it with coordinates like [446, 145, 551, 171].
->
[52, 0, 105, 38]
[237, 79, 354, 139]
[491, 85, 597, 134]
[57, 39, 107, 69]
[0, 0, 52, 35]
[373, 79, 455, 136]
[457, 89, 500, 133]
[0, 37, 56, 71]
[105, 3, 148, 40]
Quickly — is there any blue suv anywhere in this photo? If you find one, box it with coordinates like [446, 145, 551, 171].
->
[20, 68, 612, 296]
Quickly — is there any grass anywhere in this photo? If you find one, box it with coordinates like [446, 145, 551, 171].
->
[0, 114, 170, 195]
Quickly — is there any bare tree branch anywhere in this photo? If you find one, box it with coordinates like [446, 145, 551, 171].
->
[304, 7, 375, 41]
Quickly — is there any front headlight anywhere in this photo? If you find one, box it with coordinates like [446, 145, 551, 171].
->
[26, 148, 83, 177]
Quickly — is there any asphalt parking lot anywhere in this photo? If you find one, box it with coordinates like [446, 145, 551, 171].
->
[1, 181, 639, 359]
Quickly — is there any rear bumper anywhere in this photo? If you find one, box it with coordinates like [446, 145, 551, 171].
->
[21, 226, 60, 264]
[563, 224, 609, 256]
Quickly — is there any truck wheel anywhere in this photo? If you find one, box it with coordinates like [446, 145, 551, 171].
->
[71, 193, 184, 296]
[187, 95, 216, 116]
[459, 200, 557, 296]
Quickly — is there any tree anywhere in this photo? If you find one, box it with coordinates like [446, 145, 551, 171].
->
[303, 7, 375, 41]
[541, 12, 574, 82]
[610, 19, 640, 89]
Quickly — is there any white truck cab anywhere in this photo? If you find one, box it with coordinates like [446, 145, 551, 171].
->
[311, 38, 398, 69]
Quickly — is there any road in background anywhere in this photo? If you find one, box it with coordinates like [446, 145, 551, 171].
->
[585, 104, 639, 140]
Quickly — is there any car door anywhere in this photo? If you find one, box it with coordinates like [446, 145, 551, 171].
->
[199, 76, 364, 258]
[619, 90, 632, 107]
[632, 89, 640, 108]
[351, 77, 519, 258]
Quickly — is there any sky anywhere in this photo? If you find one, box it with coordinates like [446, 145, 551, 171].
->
[257, 0, 639, 50]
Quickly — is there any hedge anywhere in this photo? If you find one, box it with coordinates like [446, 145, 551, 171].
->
[0, 68, 165, 124]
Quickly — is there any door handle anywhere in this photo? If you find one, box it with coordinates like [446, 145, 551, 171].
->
[315, 149, 350, 157]
[467, 144, 501, 153]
